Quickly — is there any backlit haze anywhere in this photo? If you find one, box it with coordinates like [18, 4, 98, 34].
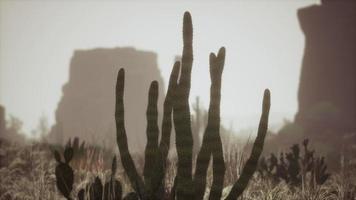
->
[0, 0, 319, 137]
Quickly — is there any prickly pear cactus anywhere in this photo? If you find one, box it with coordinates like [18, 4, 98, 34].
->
[54, 146, 74, 200]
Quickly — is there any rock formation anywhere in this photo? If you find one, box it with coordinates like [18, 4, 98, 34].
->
[295, 0, 356, 136]
[49, 47, 165, 153]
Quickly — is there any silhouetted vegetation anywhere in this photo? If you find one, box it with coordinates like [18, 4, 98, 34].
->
[115, 11, 270, 200]
[55, 145, 126, 200]
[1, 2, 355, 200]
[53, 11, 271, 200]
[54, 146, 74, 200]
[258, 139, 330, 190]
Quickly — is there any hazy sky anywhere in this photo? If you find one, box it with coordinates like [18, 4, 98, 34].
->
[0, 0, 319, 136]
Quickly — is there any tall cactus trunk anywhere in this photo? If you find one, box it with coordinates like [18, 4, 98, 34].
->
[55, 11, 271, 200]
[114, 11, 271, 200]
[172, 12, 195, 200]
[225, 89, 270, 200]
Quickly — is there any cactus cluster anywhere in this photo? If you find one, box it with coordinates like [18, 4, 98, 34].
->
[258, 139, 330, 188]
[115, 11, 270, 200]
[55, 147, 127, 200]
[65, 137, 86, 162]
[54, 11, 271, 200]
[76, 156, 124, 200]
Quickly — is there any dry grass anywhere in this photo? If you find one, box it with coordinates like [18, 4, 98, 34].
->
[0, 139, 355, 200]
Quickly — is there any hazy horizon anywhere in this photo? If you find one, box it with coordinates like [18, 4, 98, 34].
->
[0, 0, 319, 137]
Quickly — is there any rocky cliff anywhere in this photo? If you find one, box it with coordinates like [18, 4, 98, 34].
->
[295, 0, 356, 136]
[49, 47, 165, 153]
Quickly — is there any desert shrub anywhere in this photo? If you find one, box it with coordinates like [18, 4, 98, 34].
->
[0, 141, 59, 200]
[258, 139, 330, 190]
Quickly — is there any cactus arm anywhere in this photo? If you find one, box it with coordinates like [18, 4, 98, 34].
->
[208, 48, 226, 200]
[173, 11, 195, 199]
[144, 81, 160, 187]
[180, 11, 193, 94]
[64, 147, 74, 163]
[194, 48, 226, 200]
[148, 62, 180, 198]
[225, 89, 270, 200]
[115, 68, 145, 197]
[158, 61, 180, 162]
[54, 150, 62, 163]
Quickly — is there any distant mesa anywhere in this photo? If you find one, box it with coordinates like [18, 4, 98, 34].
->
[295, 1, 356, 136]
[48, 47, 165, 153]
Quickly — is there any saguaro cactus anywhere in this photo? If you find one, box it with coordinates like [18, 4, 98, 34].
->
[115, 11, 271, 200]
